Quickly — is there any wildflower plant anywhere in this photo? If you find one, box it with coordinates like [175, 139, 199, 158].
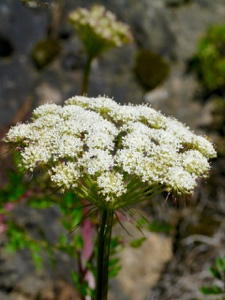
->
[69, 5, 133, 94]
[200, 255, 225, 299]
[3, 95, 216, 300]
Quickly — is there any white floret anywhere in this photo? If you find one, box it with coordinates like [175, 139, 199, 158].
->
[32, 103, 62, 119]
[5, 123, 32, 142]
[97, 172, 127, 198]
[78, 149, 114, 175]
[49, 162, 80, 191]
[192, 135, 217, 158]
[181, 150, 210, 176]
[165, 166, 197, 194]
[21, 144, 52, 171]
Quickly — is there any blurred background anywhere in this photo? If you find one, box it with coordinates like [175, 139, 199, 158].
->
[0, 0, 225, 299]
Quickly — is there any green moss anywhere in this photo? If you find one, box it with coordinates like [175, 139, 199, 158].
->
[30, 38, 61, 70]
[134, 49, 170, 91]
[190, 24, 225, 93]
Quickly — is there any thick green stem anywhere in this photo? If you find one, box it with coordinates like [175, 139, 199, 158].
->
[95, 209, 114, 300]
[81, 55, 93, 95]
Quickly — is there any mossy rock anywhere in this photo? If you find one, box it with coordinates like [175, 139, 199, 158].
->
[30, 38, 61, 70]
[134, 49, 170, 91]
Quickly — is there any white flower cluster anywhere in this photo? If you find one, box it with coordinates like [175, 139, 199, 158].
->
[69, 5, 133, 57]
[4, 96, 216, 208]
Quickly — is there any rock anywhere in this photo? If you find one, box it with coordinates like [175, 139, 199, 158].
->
[35, 82, 63, 105]
[0, 292, 14, 300]
[145, 86, 169, 108]
[109, 222, 173, 300]
[36, 280, 81, 300]
[0, 35, 14, 58]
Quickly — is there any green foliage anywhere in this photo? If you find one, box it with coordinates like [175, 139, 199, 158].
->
[29, 243, 44, 270]
[148, 220, 173, 234]
[5, 221, 45, 269]
[201, 286, 223, 295]
[71, 270, 90, 297]
[0, 171, 26, 203]
[0, 167, 124, 299]
[134, 49, 170, 91]
[200, 255, 225, 298]
[109, 236, 123, 279]
[190, 23, 225, 93]
[210, 267, 222, 280]
[130, 237, 146, 248]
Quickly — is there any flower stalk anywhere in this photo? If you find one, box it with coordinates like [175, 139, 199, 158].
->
[95, 209, 114, 300]
[81, 55, 93, 95]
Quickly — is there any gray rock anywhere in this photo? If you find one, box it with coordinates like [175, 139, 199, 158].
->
[1, 1, 225, 300]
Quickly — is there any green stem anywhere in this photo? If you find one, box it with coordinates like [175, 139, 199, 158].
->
[95, 209, 114, 300]
[81, 55, 94, 95]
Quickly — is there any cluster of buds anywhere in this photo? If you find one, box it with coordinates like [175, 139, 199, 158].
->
[69, 5, 133, 58]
